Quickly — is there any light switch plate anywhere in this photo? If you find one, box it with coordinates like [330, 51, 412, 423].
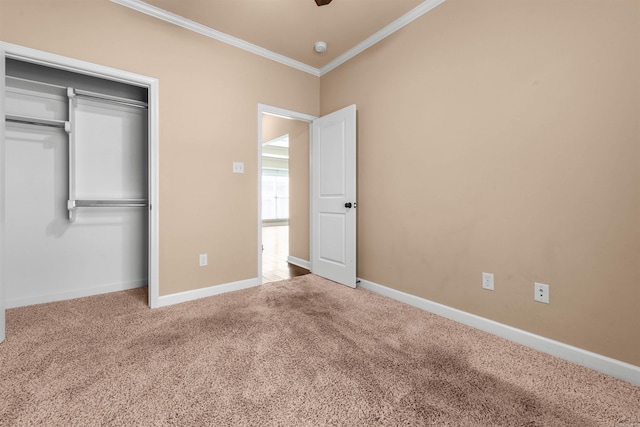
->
[233, 162, 244, 173]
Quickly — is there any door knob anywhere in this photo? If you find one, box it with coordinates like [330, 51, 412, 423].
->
[345, 202, 352, 208]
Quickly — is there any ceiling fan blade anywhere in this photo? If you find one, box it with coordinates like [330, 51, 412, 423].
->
[315, 0, 332, 6]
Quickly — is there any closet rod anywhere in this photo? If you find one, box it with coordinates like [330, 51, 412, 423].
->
[6, 76, 147, 109]
[72, 88, 148, 109]
[6, 75, 66, 90]
[5, 114, 68, 129]
[70, 199, 148, 208]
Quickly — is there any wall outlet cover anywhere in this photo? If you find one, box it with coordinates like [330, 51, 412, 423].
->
[482, 272, 494, 291]
[199, 254, 208, 267]
[534, 282, 549, 304]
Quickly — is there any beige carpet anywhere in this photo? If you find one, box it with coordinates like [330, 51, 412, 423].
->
[1, 274, 638, 426]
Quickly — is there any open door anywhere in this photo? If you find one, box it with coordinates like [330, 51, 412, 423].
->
[311, 105, 357, 288]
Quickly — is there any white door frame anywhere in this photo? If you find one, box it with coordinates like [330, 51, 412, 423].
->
[0, 42, 160, 342]
[257, 104, 316, 281]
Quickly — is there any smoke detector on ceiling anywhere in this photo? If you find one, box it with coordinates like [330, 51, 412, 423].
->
[314, 41, 327, 53]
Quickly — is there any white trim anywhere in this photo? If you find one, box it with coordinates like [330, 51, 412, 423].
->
[357, 278, 640, 386]
[258, 109, 264, 283]
[0, 43, 161, 315]
[258, 104, 317, 284]
[287, 256, 311, 270]
[0, 43, 6, 343]
[3, 43, 155, 88]
[147, 80, 160, 309]
[6, 281, 147, 309]
[155, 277, 261, 308]
[260, 104, 317, 123]
[110, 0, 320, 77]
[319, 0, 446, 75]
[110, 0, 446, 78]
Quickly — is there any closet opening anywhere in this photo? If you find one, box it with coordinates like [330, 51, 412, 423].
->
[3, 58, 151, 308]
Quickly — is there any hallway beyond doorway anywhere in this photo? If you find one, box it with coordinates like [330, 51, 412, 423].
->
[262, 226, 309, 283]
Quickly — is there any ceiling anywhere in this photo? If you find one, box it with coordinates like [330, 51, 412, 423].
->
[118, 0, 442, 75]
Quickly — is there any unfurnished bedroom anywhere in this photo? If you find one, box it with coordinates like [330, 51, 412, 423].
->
[1, 0, 639, 425]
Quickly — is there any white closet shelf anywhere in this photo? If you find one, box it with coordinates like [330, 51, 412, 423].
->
[7, 84, 148, 221]
[5, 114, 68, 129]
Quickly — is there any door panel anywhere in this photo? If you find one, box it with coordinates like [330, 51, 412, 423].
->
[318, 213, 346, 265]
[319, 121, 346, 197]
[311, 105, 356, 288]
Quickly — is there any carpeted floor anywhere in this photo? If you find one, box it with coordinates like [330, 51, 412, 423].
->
[0, 274, 638, 426]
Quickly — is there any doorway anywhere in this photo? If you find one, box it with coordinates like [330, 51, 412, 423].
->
[261, 133, 290, 283]
[309, 104, 357, 287]
[257, 103, 357, 288]
[258, 105, 316, 283]
[260, 114, 311, 283]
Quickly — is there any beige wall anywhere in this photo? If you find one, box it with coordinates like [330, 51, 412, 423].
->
[0, 0, 319, 296]
[262, 115, 310, 262]
[321, 0, 640, 365]
[3, 0, 639, 367]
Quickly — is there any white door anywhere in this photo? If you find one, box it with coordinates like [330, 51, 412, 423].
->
[311, 105, 357, 288]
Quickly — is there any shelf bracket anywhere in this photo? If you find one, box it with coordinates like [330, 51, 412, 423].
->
[67, 87, 77, 222]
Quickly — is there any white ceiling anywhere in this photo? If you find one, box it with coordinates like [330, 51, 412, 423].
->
[113, 0, 445, 75]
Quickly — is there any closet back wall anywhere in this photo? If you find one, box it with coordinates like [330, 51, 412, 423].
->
[5, 61, 148, 307]
[0, 0, 320, 297]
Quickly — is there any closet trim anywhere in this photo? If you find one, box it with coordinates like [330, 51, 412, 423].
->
[0, 48, 5, 343]
[0, 43, 160, 336]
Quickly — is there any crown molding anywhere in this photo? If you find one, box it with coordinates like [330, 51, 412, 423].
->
[111, 0, 446, 78]
[319, 0, 446, 76]
[110, 0, 321, 77]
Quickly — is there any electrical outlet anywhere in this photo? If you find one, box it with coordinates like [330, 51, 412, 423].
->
[534, 282, 549, 304]
[482, 272, 494, 291]
[199, 254, 208, 267]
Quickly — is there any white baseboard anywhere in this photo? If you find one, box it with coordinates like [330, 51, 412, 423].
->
[357, 277, 640, 386]
[155, 277, 261, 308]
[286, 256, 310, 270]
[6, 280, 147, 309]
